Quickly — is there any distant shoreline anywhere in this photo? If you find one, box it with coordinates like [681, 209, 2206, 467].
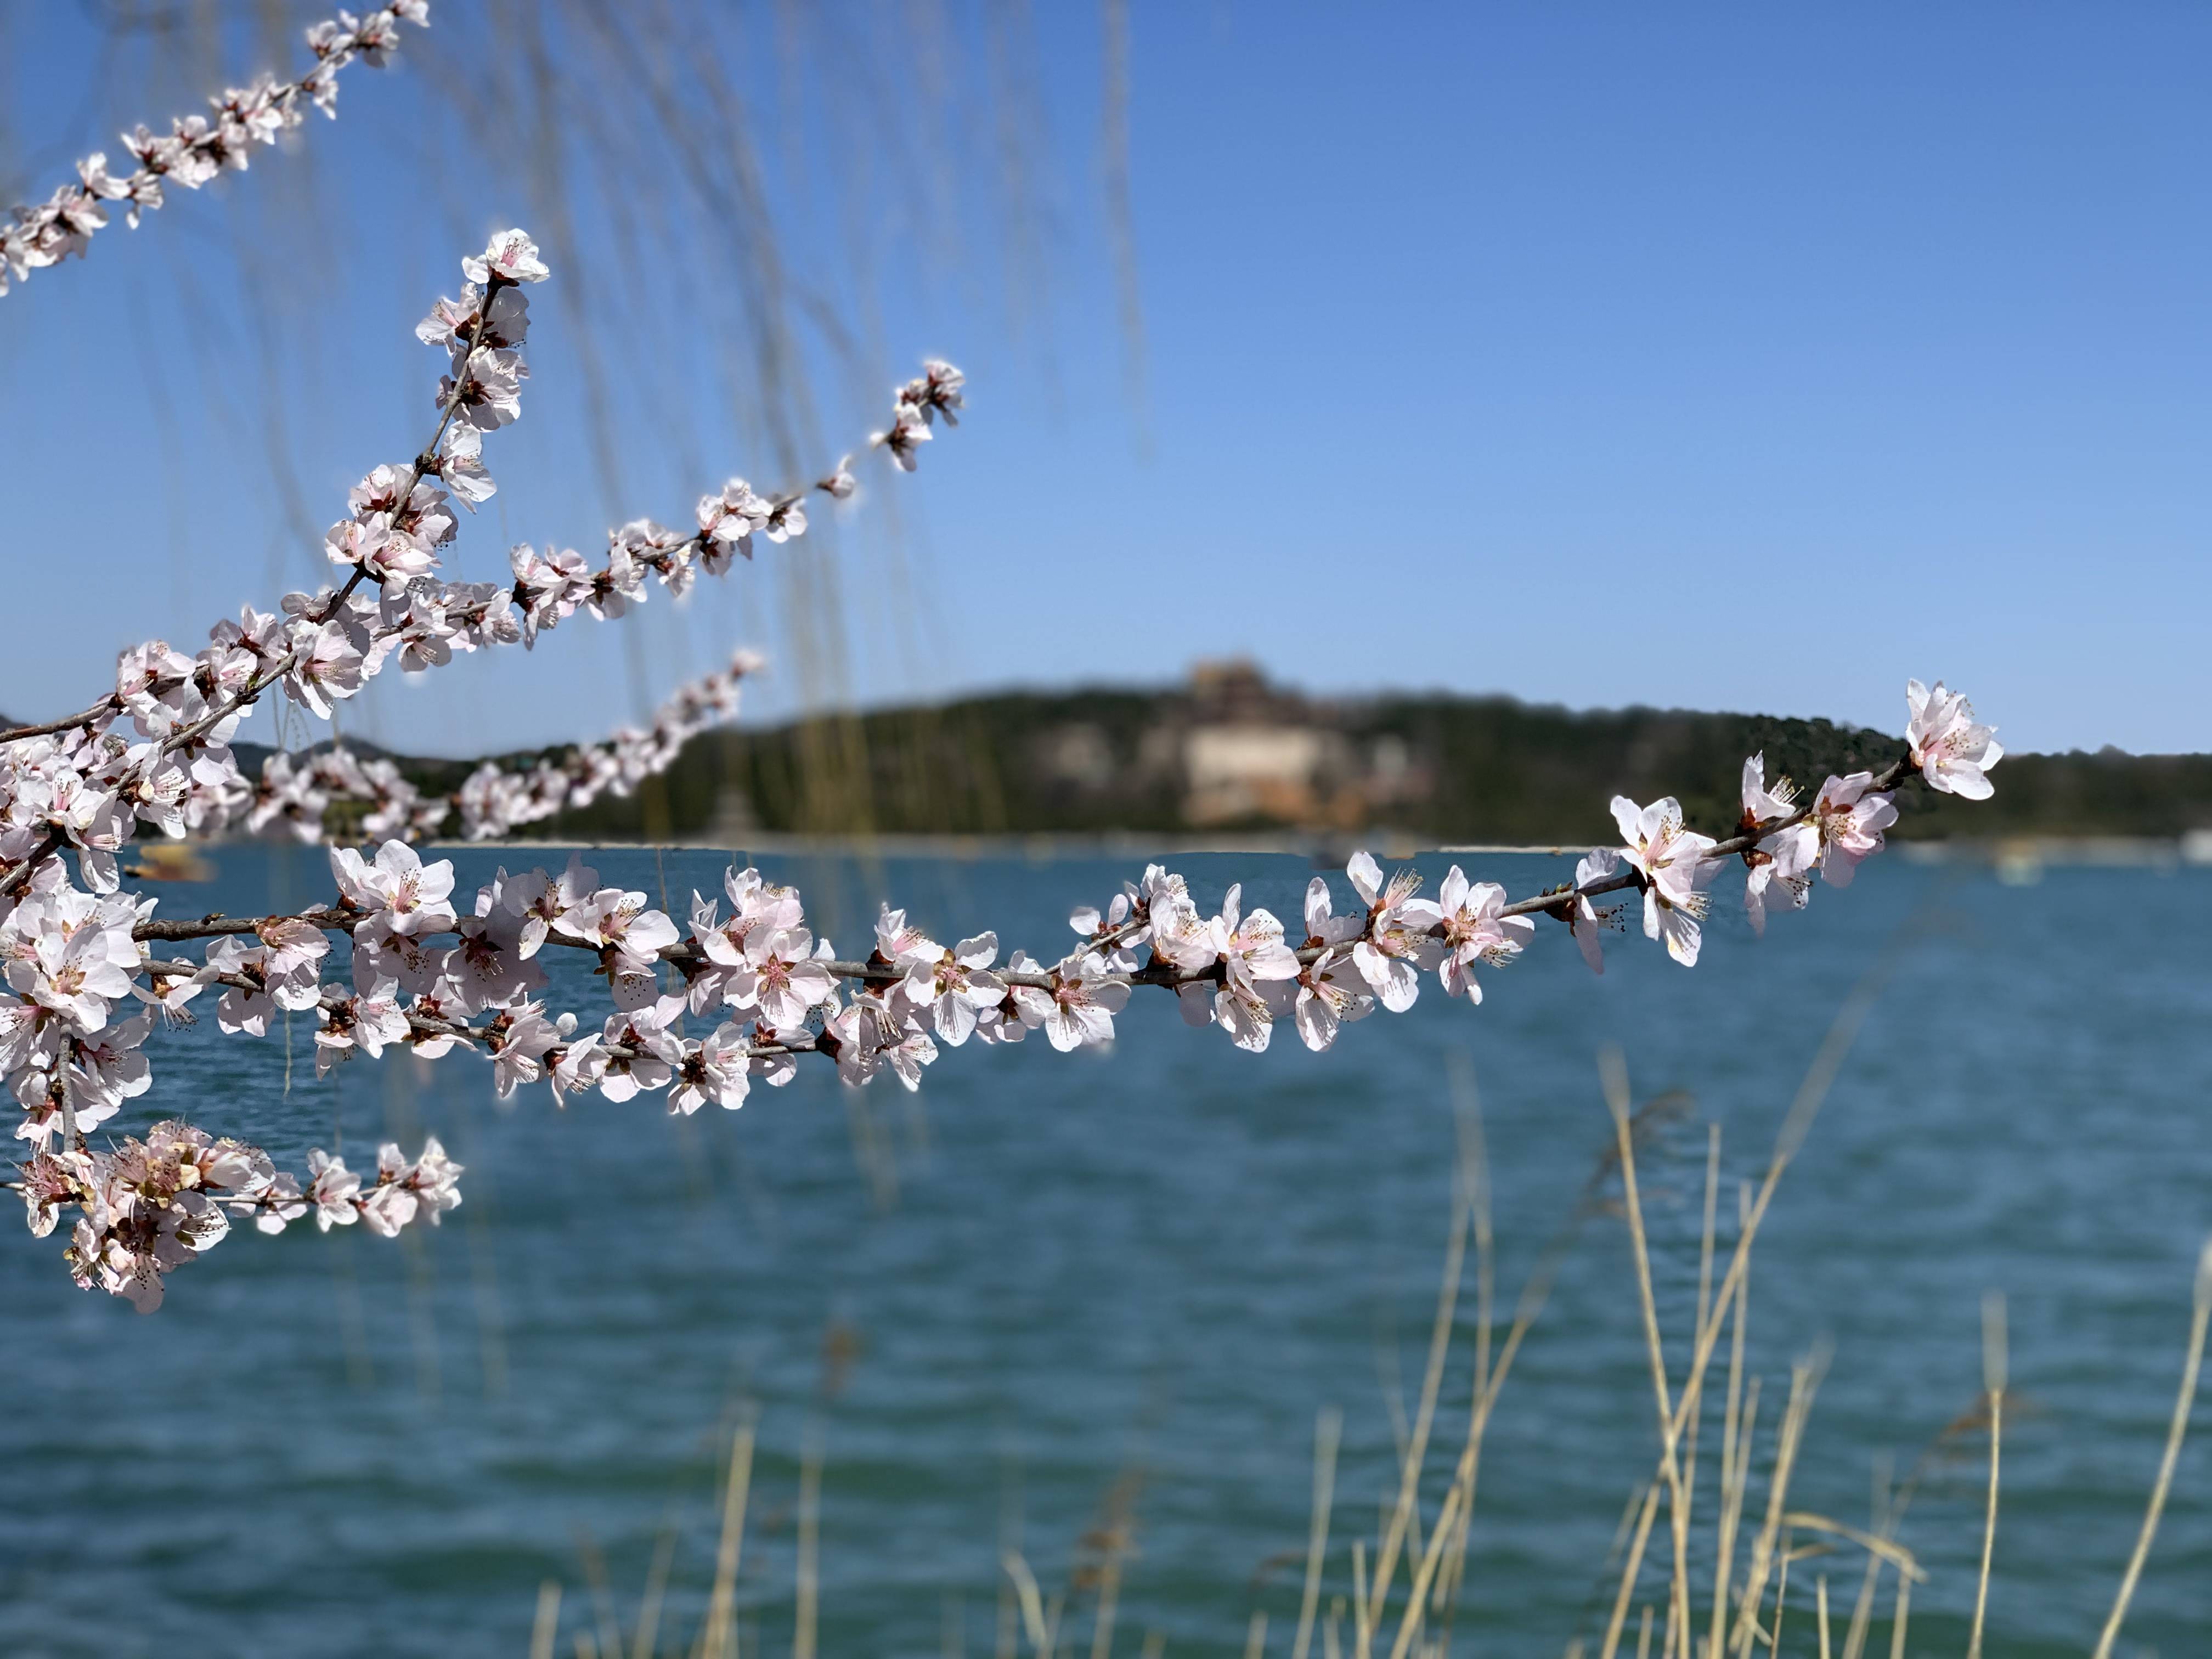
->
[404, 831, 2212, 868]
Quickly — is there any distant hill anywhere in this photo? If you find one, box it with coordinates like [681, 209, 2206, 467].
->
[20, 671, 2202, 845]
[517, 664, 2212, 845]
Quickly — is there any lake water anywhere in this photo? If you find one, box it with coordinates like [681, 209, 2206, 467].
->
[3, 845, 2209, 1656]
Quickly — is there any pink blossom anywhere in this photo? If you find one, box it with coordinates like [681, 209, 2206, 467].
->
[1906, 679, 2003, 799]
[1346, 851, 1440, 1013]
[1037, 952, 1130, 1052]
[1611, 796, 1718, 967]
[902, 934, 1005, 1046]
[1809, 774, 1899, 889]
[1432, 865, 1532, 1003]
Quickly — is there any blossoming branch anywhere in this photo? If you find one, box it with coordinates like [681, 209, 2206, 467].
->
[1, 3, 430, 298]
[242, 648, 763, 845]
[0, 230, 955, 905]
[0, 224, 2006, 1314]
[7, 672, 2001, 1312]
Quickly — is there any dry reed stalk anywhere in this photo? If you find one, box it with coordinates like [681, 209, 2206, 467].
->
[695, 1420, 755, 1659]
[1327, 1596, 1346, 1659]
[1636, 1605, 1654, 1659]
[1728, 1354, 1824, 1658]
[1003, 1553, 1049, 1655]
[631, 1528, 676, 1659]
[1599, 1483, 1663, 1659]
[1599, 1050, 1695, 1653]
[1091, 1556, 1123, 1659]
[1430, 1059, 1498, 1641]
[1838, 1459, 1891, 1659]
[1353, 1539, 1372, 1659]
[1661, 1598, 1678, 1659]
[1684, 1127, 1722, 1536]
[1966, 1291, 2006, 1659]
[1778, 1516, 1922, 1587]
[1706, 1184, 1755, 1659]
[1657, 951, 1901, 1482]
[1769, 1536, 1791, 1655]
[1363, 1192, 1473, 1637]
[1815, 1576, 1831, 1659]
[574, 1528, 624, 1659]
[1294, 1407, 1345, 1659]
[1090, 1488, 1136, 1659]
[1142, 1632, 1167, 1659]
[1384, 1474, 1464, 1659]
[1710, 1378, 1761, 1659]
[797, 1426, 823, 1659]
[577, 1630, 601, 1659]
[1887, 1578, 1909, 1659]
[1244, 1610, 1270, 1659]
[2091, 1237, 2212, 1659]
[532, 1580, 563, 1659]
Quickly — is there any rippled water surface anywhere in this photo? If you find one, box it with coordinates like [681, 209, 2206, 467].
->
[4, 845, 2210, 1656]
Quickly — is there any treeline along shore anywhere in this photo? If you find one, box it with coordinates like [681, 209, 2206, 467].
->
[235, 662, 2212, 849]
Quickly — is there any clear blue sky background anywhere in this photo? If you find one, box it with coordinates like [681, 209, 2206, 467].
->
[0, 4, 2204, 757]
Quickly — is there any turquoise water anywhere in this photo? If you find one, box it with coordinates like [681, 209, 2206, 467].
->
[3, 846, 2209, 1655]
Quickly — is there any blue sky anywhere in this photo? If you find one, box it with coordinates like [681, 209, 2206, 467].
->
[1, 3, 2205, 758]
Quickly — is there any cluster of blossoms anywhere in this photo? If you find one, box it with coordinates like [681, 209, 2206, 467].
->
[20, 1122, 458, 1311]
[0, 187, 2007, 1312]
[0, 215, 972, 1307]
[245, 648, 760, 845]
[873, 360, 965, 470]
[1, 4, 429, 297]
[0, 229, 930, 910]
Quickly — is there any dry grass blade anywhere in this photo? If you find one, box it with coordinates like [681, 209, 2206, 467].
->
[1243, 1610, 1269, 1659]
[1838, 1457, 1891, 1659]
[1294, 1407, 1345, 1659]
[1887, 1578, 1909, 1659]
[1683, 1126, 1722, 1537]
[631, 1528, 676, 1659]
[1967, 1291, 2006, 1659]
[1706, 1185, 1754, 1659]
[2092, 1237, 2212, 1659]
[574, 1528, 624, 1659]
[695, 1420, 755, 1659]
[1384, 1473, 1464, 1659]
[1663, 944, 1906, 1465]
[1364, 1189, 1472, 1635]
[1599, 1049, 1694, 1654]
[1769, 1533, 1791, 1656]
[797, 1424, 824, 1659]
[1815, 1576, 1831, 1659]
[1777, 1515, 1925, 1583]
[1002, 1552, 1050, 1655]
[1599, 1483, 1662, 1659]
[532, 1579, 563, 1659]
[1352, 1539, 1372, 1659]
[1728, 1352, 1826, 1658]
